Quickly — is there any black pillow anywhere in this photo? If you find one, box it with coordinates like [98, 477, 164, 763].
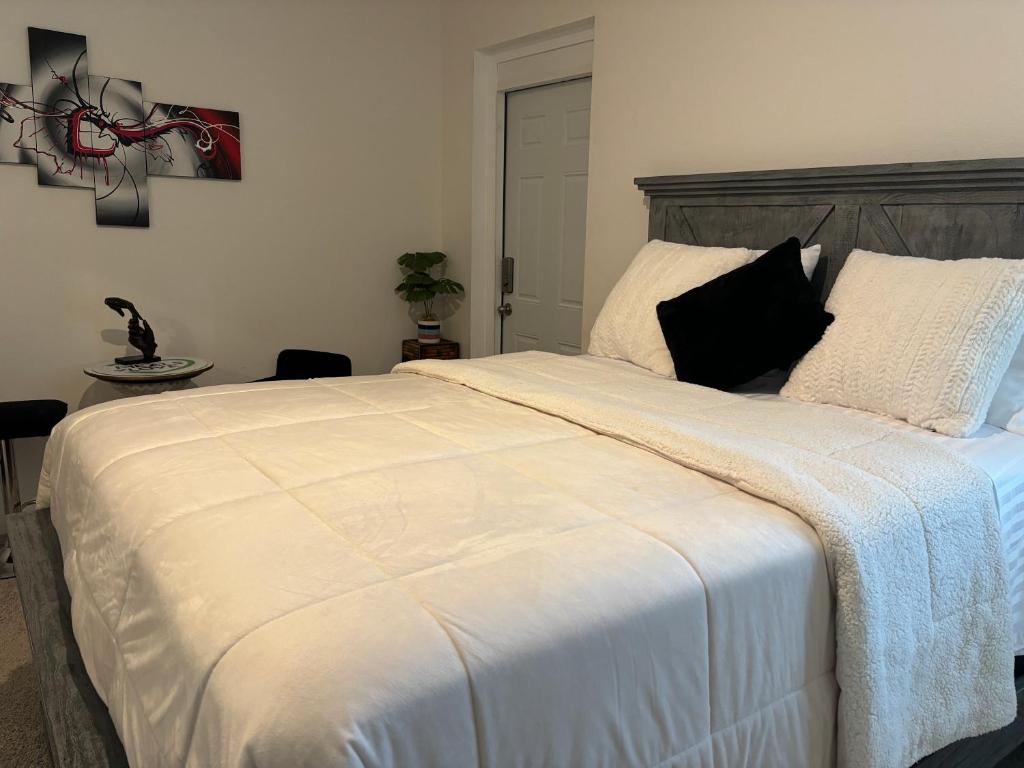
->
[656, 237, 833, 391]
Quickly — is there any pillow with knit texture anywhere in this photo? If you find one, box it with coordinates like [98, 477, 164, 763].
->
[782, 249, 1024, 437]
[588, 240, 752, 377]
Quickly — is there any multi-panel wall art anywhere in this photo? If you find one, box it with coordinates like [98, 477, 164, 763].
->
[0, 27, 241, 228]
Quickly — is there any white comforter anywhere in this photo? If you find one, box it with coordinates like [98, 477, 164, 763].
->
[37, 352, 1014, 768]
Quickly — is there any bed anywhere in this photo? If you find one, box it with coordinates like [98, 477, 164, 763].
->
[11, 156, 1024, 768]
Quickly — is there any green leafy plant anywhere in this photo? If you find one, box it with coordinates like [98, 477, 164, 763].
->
[395, 251, 464, 320]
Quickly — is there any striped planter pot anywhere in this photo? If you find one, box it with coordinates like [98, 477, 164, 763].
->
[417, 318, 442, 344]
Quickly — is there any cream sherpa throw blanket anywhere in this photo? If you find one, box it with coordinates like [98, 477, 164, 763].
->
[397, 352, 1015, 768]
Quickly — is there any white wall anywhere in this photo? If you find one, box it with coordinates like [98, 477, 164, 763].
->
[9, 0, 1024, 500]
[0, 0, 443, 497]
[439, 0, 1024, 349]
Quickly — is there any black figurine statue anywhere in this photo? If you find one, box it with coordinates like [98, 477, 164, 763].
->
[104, 297, 160, 364]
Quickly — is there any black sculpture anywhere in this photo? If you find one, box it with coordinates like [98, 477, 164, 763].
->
[104, 297, 160, 364]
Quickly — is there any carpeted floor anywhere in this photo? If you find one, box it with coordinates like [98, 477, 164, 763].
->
[0, 577, 53, 768]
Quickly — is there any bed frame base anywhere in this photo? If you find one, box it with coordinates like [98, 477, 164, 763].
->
[9, 506, 1024, 768]
[8, 505, 128, 768]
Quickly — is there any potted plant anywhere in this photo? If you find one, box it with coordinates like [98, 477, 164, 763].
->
[395, 251, 465, 344]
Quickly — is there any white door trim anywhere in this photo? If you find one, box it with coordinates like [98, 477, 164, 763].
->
[468, 17, 595, 358]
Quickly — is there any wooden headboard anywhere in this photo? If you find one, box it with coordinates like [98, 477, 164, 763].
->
[635, 157, 1024, 297]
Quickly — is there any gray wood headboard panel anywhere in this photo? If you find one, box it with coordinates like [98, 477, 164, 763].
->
[635, 157, 1024, 297]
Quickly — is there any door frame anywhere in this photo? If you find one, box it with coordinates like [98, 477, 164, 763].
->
[469, 17, 595, 358]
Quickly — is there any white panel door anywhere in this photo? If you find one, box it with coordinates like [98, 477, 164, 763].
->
[501, 77, 591, 354]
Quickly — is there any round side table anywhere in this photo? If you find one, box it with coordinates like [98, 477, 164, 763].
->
[84, 357, 214, 397]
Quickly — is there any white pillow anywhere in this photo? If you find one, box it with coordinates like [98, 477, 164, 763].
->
[588, 240, 752, 377]
[588, 240, 822, 377]
[782, 249, 1024, 437]
[752, 243, 822, 281]
[987, 339, 1024, 434]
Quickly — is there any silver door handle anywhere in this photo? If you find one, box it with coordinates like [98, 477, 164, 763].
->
[497, 303, 512, 317]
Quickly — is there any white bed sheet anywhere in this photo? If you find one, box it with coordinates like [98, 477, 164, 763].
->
[743, 392, 1024, 654]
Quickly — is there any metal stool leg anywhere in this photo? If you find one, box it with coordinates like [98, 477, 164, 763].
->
[1, 438, 20, 579]
[1, 438, 21, 516]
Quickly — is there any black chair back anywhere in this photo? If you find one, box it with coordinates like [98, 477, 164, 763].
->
[258, 349, 352, 382]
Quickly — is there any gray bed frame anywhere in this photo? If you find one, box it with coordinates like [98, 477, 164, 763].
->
[636, 157, 1024, 300]
[10, 156, 1024, 768]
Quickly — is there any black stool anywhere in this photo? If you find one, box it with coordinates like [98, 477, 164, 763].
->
[1, 400, 68, 578]
[255, 349, 352, 382]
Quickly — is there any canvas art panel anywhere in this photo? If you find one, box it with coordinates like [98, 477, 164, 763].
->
[144, 103, 242, 180]
[27, 27, 96, 188]
[89, 76, 150, 227]
[0, 84, 37, 165]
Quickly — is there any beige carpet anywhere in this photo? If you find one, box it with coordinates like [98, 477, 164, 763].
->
[0, 577, 53, 768]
